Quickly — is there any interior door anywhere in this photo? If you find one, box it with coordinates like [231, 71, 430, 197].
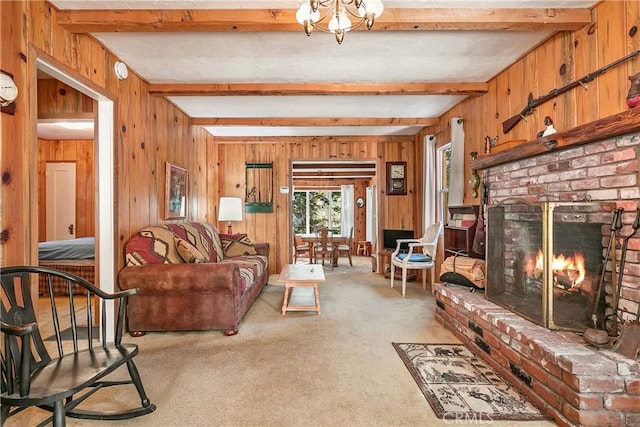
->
[46, 162, 76, 240]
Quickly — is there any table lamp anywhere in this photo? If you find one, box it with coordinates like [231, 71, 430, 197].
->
[218, 197, 243, 234]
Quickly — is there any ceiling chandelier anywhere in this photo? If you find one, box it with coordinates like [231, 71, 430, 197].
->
[295, 0, 384, 45]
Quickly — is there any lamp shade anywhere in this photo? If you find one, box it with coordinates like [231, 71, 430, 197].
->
[218, 197, 243, 222]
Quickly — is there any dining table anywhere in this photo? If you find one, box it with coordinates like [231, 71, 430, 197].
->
[299, 234, 350, 267]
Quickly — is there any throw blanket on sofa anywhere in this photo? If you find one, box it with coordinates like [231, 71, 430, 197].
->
[219, 255, 268, 294]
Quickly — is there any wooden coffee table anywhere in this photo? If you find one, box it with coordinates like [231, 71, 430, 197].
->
[278, 264, 326, 315]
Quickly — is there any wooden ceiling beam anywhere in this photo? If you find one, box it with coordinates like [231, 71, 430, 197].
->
[293, 163, 375, 170]
[213, 135, 412, 144]
[293, 171, 376, 178]
[192, 117, 437, 126]
[57, 8, 592, 33]
[151, 82, 488, 96]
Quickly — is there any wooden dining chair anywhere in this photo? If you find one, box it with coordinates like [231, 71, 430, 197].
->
[294, 234, 310, 263]
[335, 226, 353, 267]
[314, 226, 335, 270]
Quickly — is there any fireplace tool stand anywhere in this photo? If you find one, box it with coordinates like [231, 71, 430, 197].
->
[591, 208, 622, 330]
[605, 207, 640, 336]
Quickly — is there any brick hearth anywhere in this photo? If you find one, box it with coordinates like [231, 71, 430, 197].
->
[434, 283, 640, 427]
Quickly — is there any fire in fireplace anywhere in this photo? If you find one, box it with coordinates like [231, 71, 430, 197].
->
[486, 199, 615, 331]
[524, 249, 587, 291]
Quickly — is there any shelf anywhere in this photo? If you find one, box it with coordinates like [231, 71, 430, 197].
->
[444, 205, 484, 260]
[471, 108, 640, 171]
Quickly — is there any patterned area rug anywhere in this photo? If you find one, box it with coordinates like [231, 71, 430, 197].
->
[393, 343, 548, 421]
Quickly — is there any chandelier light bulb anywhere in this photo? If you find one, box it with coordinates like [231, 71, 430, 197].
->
[296, 3, 320, 25]
[338, 9, 352, 30]
[328, 15, 339, 32]
[366, 0, 384, 17]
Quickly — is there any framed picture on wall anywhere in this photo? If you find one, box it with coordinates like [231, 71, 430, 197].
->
[165, 162, 188, 219]
[386, 161, 407, 195]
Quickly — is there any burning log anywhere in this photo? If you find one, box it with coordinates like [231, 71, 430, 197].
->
[554, 272, 575, 290]
[525, 249, 586, 287]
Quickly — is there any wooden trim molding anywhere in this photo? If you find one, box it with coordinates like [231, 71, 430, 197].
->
[471, 108, 640, 170]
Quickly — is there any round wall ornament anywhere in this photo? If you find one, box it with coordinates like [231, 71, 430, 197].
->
[0, 72, 18, 107]
[114, 61, 129, 80]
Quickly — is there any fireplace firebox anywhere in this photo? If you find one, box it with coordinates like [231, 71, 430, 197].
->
[486, 199, 615, 331]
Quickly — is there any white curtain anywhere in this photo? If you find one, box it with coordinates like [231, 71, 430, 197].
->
[340, 185, 354, 237]
[448, 117, 465, 206]
[366, 186, 377, 244]
[423, 134, 437, 231]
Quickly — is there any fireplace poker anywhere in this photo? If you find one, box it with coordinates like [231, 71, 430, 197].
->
[608, 208, 640, 334]
[591, 208, 623, 328]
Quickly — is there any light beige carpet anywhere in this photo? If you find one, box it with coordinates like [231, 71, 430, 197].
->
[9, 257, 555, 427]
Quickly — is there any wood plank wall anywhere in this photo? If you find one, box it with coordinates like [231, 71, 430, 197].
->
[215, 139, 417, 272]
[37, 78, 93, 116]
[420, 0, 640, 208]
[1, 1, 30, 266]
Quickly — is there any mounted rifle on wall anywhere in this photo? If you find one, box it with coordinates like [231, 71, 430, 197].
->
[502, 50, 640, 134]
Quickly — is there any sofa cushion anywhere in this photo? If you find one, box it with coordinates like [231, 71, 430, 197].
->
[220, 233, 257, 258]
[125, 226, 184, 265]
[175, 236, 206, 263]
[218, 255, 268, 293]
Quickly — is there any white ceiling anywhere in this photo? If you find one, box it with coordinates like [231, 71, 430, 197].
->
[45, 0, 598, 139]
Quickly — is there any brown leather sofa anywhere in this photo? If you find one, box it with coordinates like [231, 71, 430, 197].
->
[118, 222, 269, 336]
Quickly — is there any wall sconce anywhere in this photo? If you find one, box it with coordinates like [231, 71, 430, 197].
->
[468, 152, 481, 198]
[218, 197, 243, 234]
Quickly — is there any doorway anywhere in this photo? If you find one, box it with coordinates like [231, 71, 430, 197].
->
[288, 160, 378, 262]
[35, 55, 116, 339]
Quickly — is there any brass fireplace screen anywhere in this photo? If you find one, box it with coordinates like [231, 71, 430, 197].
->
[486, 200, 615, 331]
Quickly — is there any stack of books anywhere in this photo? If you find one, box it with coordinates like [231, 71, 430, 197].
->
[449, 212, 476, 228]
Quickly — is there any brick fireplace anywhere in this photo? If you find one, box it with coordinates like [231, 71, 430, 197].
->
[487, 131, 640, 323]
[436, 129, 640, 426]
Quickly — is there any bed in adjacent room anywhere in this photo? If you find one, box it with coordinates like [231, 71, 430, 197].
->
[38, 237, 95, 295]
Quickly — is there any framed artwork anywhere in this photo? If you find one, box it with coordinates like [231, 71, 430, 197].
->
[165, 162, 188, 219]
[386, 161, 407, 195]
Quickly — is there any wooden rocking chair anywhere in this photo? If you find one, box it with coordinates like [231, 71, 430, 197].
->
[1, 266, 156, 426]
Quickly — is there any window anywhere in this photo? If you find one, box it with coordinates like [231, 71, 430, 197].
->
[436, 143, 451, 225]
[292, 190, 342, 234]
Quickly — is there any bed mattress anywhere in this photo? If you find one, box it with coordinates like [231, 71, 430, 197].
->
[38, 237, 95, 260]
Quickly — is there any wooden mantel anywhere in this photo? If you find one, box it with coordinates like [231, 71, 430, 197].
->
[471, 108, 640, 170]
